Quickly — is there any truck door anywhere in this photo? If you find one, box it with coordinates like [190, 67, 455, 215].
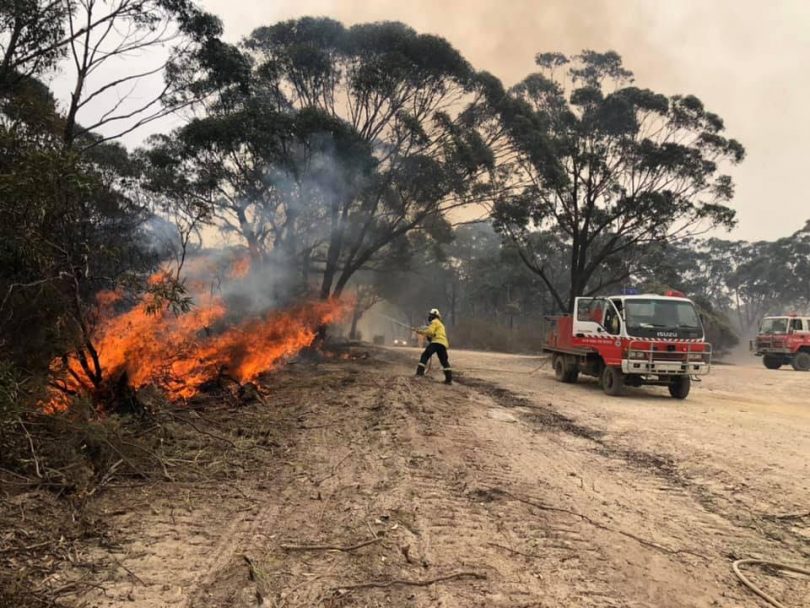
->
[574, 298, 620, 337]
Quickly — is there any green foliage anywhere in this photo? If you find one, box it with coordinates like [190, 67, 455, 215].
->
[693, 297, 739, 355]
[0, 0, 67, 84]
[1, 0, 222, 378]
[143, 274, 194, 316]
[373, 224, 555, 337]
[630, 224, 810, 341]
[487, 50, 745, 311]
[0, 90, 156, 370]
[150, 17, 491, 302]
[718, 224, 810, 331]
[451, 318, 547, 353]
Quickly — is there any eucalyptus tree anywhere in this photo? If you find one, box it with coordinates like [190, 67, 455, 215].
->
[724, 223, 810, 331]
[0, 0, 221, 385]
[484, 50, 745, 311]
[0, 0, 66, 87]
[153, 18, 495, 300]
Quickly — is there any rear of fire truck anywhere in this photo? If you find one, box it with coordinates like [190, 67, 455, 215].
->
[544, 291, 712, 399]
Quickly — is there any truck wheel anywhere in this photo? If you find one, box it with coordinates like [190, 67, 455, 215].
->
[762, 355, 783, 370]
[553, 355, 565, 382]
[554, 355, 579, 383]
[792, 351, 810, 372]
[601, 366, 624, 396]
[668, 375, 691, 399]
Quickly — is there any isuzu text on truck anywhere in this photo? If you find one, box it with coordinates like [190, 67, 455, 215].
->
[751, 315, 810, 371]
[544, 291, 711, 399]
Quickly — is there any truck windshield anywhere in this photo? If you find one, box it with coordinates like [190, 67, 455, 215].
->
[624, 299, 702, 339]
[760, 318, 788, 334]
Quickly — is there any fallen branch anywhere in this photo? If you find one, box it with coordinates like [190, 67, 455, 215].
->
[18, 418, 43, 479]
[243, 554, 258, 578]
[0, 539, 54, 555]
[334, 571, 486, 591]
[114, 437, 174, 481]
[109, 553, 146, 586]
[243, 554, 266, 606]
[165, 411, 239, 449]
[313, 451, 352, 486]
[97, 436, 151, 481]
[281, 537, 381, 552]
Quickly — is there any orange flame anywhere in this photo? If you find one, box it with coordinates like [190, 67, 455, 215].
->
[229, 254, 252, 279]
[45, 258, 351, 411]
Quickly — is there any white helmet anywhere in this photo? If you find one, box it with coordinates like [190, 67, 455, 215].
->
[429, 308, 441, 319]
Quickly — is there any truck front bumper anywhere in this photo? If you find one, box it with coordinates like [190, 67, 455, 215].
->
[621, 360, 711, 375]
[753, 348, 792, 356]
[621, 342, 712, 376]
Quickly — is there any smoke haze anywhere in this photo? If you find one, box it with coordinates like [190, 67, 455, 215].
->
[198, 0, 810, 242]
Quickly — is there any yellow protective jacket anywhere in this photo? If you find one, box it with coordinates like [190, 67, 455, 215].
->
[418, 318, 449, 348]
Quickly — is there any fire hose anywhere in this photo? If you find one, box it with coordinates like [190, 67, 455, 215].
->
[374, 312, 551, 376]
[454, 359, 549, 376]
[732, 559, 810, 608]
[376, 316, 809, 603]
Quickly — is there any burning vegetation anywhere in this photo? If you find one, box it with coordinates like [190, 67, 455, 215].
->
[45, 255, 351, 413]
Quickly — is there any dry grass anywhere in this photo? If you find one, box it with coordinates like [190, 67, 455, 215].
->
[0, 375, 276, 607]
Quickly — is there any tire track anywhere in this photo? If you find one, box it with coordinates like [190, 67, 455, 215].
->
[386, 375, 621, 607]
[465, 375, 810, 558]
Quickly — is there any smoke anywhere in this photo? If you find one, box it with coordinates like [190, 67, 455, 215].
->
[194, 0, 810, 241]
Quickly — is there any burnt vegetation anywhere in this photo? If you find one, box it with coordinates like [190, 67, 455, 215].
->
[1, 2, 809, 604]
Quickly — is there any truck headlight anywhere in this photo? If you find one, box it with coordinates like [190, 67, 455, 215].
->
[628, 351, 648, 360]
[687, 353, 705, 361]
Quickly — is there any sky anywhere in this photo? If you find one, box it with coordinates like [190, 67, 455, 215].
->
[56, 0, 808, 242]
[187, 0, 808, 242]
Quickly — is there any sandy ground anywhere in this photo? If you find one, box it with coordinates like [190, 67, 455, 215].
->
[60, 348, 808, 608]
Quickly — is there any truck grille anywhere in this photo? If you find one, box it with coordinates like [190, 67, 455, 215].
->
[648, 351, 690, 361]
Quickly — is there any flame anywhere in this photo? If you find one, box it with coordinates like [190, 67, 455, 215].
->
[45, 256, 350, 411]
[229, 254, 252, 279]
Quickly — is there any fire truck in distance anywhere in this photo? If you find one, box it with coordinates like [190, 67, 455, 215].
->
[544, 291, 711, 399]
[751, 315, 810, 371]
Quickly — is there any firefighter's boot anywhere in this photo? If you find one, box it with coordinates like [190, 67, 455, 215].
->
[443, 369, 453, 385]
[415, 364, 425, 377]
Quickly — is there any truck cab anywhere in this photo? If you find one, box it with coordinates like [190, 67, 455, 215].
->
[752, 315, 810, 371]
[544, 292, 712, 399]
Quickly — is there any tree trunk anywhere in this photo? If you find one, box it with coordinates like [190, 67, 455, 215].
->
[0, 19, 22, 84]
[349, 311, 361, 340]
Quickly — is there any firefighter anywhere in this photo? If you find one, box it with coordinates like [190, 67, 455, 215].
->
[415, 308, 452, 384]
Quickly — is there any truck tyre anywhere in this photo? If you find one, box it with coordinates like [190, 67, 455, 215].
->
[601, 366, 624, 396]
[668, 375, 691, 399]
[553, 355, 565, 381]
[554, 355, 579, 383]
[792, 351, 810, 372]
[762, 355, 783, 370]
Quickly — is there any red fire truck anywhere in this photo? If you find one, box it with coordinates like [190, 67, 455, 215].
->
[751, 315, 810, 371]
[544, 291, 712, 399]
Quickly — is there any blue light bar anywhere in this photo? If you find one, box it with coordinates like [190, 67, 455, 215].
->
[620, 287, 640, 295]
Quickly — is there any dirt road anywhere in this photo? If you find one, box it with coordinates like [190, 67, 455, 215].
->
[64, 348, 808, 607]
